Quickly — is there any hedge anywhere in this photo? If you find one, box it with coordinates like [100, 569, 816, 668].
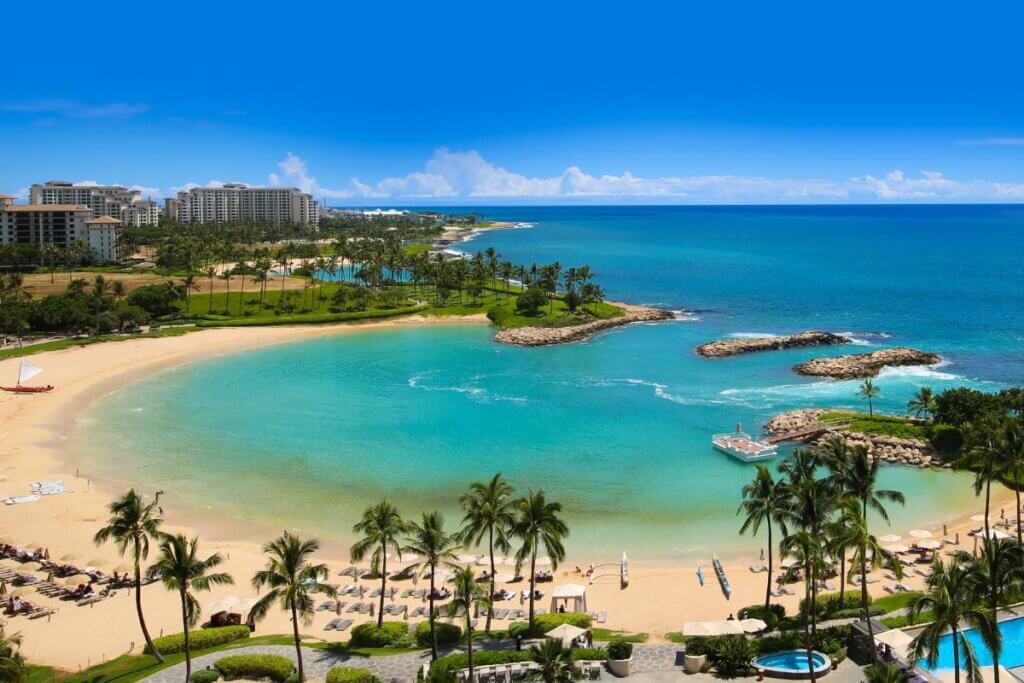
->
[145, 626, 250, 655]
[534, 612, 592, 634]
[571, 648, 607, 661]
[214, 654, 295, 682]
[189, 671, 221, 683]
[326, 667, 374, 683]
[428, 651, 533, 681]
[799, 592, 867, 617]
[415, 620, 462, 648]
[349, 621, 412, 648]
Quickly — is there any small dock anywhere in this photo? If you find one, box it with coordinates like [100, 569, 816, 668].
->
[765, 420, 850, 445]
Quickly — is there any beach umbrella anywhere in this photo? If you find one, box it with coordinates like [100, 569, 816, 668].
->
[534, 557, 552, 567]
[456, 554, 480, 564]
[206, 596, 256, 615]
[879, 535, 902, 544]
[972, 528, 1011, 540]
[908, 530, 932, 539]
[64, 577, 84, 586]
[886, 545, 910, 554]
[86, 558, 105, 567]
[739, 618, 767, 634]
[493, 574, 517, 584]
[917, 540, 943, 550]
[9, 587, 31, 598]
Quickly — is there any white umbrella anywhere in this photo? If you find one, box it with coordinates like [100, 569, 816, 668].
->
[916, 540, 943, 550]
[456, 554, 480, 565]
[534, 557, 552, 567]
[879, 535, 902, 544]
[739, 618, 767, 633]
[206, 596, 257, 615]
[493, 573, 517, 584]
[972, 528, 1011, 540]
[886, 545, 911, 554]
[682, 620, 744, 637]
[908, 529, 932, 539]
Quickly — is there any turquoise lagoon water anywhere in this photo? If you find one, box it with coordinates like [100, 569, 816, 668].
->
[76, 206, 1024, 561]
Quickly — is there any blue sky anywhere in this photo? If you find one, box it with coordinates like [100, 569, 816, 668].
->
[3, 1, 1023, 205]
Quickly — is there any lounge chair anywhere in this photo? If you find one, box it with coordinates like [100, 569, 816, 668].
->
[595, 611, 607, 624]
[770, 587, 785, 598]
[410, 606, 426, 617]
[370, 588, 382, 597]
[324, 618, 343, 631]
[26, 607, 56, 620]
[493, 608, 509, 620]
[749, 563, 765, 573]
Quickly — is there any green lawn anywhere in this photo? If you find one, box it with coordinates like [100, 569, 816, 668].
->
[820, 411, 930, 440]
[35, 634, 424, 683]
[591, 628, 648, 643]
[871, 591, 923, 613]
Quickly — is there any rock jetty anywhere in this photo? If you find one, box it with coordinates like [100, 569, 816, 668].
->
[493, 305, 673, 346]
[696, 331, 850, 358]
[764, 409, 943, 469]
[793, 347, 941, 379]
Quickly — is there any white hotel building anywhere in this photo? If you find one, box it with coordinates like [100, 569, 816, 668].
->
[29, 180, 160, 226]
[173, 184, 320, 225]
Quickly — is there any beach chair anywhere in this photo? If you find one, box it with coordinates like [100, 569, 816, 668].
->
[493, 608, 508, 620]
[401, 588, 414, 598]
[453, 605, 466, 618]
[347, 602, 365, 613]
[770, 587, 785, 598]
[336, 619, 353, 632]
[749, 563, 765, 573]
[410, 606, 426, 618]
[318, 600, 337, 611]
[883, 585, 895, 594]
[324, 618, 342, 631]
[370, 587, 382, 597]
[595, 611, 607, 624]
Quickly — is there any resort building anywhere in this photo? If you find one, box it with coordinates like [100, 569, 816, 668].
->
[0, 203, 91, 248]
[163, 197, 178, 221]
[85, 216, 125, 262]
[29, 180, 160, 226]
[174, 184, 320, 225]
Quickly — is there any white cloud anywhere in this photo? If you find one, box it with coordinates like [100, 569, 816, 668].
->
[0, 99, 148, 119]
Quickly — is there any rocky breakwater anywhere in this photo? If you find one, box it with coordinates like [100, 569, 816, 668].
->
[493, 304, 673, 346]
[793, 347, 941, 379]
[696, 331, 850, 358]
[764, 409, 942, 469]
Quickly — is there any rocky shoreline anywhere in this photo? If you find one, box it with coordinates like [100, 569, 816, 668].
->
[493, 305, 673, 346]
[793, 347, 941, 379]
[696, 331, 850, 358]
[764, 408, 943, 469]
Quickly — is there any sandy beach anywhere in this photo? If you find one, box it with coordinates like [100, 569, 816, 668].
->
[0, 317, 1014, 671]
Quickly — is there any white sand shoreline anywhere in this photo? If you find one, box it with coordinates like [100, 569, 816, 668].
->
[0, 315, 1014, 670]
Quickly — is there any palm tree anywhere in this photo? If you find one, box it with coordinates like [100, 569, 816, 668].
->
[527, 638, 576, 683]
[0, 631, 28, 683]
[864, 663, 910, 683]
[857, 379, 880, 416]
[964, 417, 1007, 541]
[511, 490, 568, 631]
[350, 499, 408, 627]
[150, 534, 234, 682]
[403, 512, 459, 660]
[459, 473, 517, 633]
[832, 499, 898, 662]
[910, 559, 999, 683]
[969, 539, 1023, 683]
[737, 465, 790, 612]
[907, 387, 937, 419]
[218, 270, 232, 314]
[205, 266, 217, 313]
[249, 532, 334, 682]
[181, 273, 199, 316]
[93, 489, 165, 662]
[1003, 418, 1024, 544]
[449, 566, 490, 682]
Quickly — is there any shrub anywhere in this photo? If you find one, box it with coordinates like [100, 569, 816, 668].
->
[214, 654, 294, 682]
[326, 666, 375, 683]
[738, 603, 785, 630]
[415, 621, 462, 648]
[930, 424, 963, 457]
[800, 592, 866, 617]
[190, 671, 221, 683]
[514, 286, 548, 315]
[833, 606, 885, 619]
[508, 621, 530, 639]
[865, 662, 909, 683]
[349, 621, 411, 648]
[607, 639, 633, 660]
[571, 647, 607, 661]
[712, 636, 755, 676]
[428, 651, 533, 682]
[145, 626, 250, 655]
[533, 612, 592, 635]
[758, 625, 851, 655]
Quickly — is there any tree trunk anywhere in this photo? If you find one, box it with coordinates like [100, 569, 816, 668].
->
[429, 570, 438, 660]
[486, 527, 495, 634]
[208, 279, 214, 313]
[378, 546, 387, 628]
[528, 550, 537, 630]
[467, 617, 475, 682]
[181, 590, 192, 682]
[292, 602, 304, 681]
[953, 627, 961, 683]
[803, 557, 815, 683]
[1017, 478, 1022, 545]
[991, 544, 1000, 683]
[134, 546, 163, 663]
[862, 551, 875, 663]
[764, 521, 773, 612]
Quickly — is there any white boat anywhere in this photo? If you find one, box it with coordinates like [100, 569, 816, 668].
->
[712, 424, 777, 463]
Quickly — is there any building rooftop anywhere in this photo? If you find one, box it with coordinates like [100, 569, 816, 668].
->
[86, 215, 123, 225]
[4, 204, 91, 212]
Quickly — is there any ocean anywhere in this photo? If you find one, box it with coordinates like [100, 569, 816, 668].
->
[74, 205, 1024, 561]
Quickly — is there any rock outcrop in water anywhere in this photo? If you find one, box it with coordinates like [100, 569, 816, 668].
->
[764, 409, 943, 468]
[793, 347, 941, 379]
[696, 331, 850, 358]
[493, 305, 673, 346]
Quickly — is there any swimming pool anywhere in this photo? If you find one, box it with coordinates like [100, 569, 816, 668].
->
[920, 615, 1024, 671]
[754, 651, 831, 679]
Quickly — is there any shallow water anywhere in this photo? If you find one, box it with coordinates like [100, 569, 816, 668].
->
[76, 205, 1023, 561]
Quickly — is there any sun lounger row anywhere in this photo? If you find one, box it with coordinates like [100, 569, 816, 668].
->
[324, 618, 353, 632]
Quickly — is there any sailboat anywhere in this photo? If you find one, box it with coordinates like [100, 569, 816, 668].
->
[1, 360, 54, 393]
